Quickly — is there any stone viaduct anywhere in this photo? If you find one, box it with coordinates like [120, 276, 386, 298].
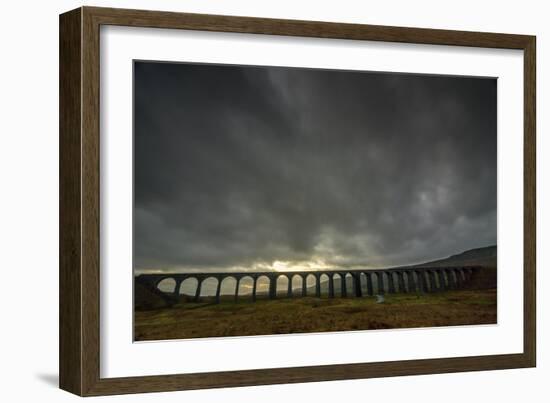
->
[135, 266, 480, 304]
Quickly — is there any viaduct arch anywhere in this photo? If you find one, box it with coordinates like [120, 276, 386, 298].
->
[136, 266, 480, 304]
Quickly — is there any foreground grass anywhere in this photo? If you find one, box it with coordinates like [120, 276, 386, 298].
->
[134, 289, 496, 341]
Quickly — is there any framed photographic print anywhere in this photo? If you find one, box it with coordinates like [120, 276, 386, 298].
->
[59, 6, 536, 396]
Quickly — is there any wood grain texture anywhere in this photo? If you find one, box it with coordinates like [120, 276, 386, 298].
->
[86, 6, 532, 49]
[59, 6, 537, 396]
[81, 6, 102, 396]
[59, 7, 82, 396]
[523, 38, 536, 367]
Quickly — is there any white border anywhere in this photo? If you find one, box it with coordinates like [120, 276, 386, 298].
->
[100, 25, 524, 378]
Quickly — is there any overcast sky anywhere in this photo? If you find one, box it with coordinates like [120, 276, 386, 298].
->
[134, 61, 496, 273]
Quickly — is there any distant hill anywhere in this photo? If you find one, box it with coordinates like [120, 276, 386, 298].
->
[414, 245, 496, 269]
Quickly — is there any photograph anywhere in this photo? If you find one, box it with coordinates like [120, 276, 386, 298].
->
[133, 61, 498, 341]
[53, 3, 537, 397]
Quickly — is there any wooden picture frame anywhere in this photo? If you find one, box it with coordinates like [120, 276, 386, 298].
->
[59, 6, 536, 396]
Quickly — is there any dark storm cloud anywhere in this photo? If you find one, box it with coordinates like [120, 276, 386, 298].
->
[133, 61, 496, 272]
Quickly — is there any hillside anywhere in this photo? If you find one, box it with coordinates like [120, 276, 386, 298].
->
[135, 290, 496, 340]
[414, 245, 496, 268]
[135, 282, 176, 310]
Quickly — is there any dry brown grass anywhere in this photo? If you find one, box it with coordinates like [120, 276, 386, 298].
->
[134, 289, 496, 341]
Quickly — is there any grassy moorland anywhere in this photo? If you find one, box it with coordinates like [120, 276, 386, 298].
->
[134, 289, 496, 341]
